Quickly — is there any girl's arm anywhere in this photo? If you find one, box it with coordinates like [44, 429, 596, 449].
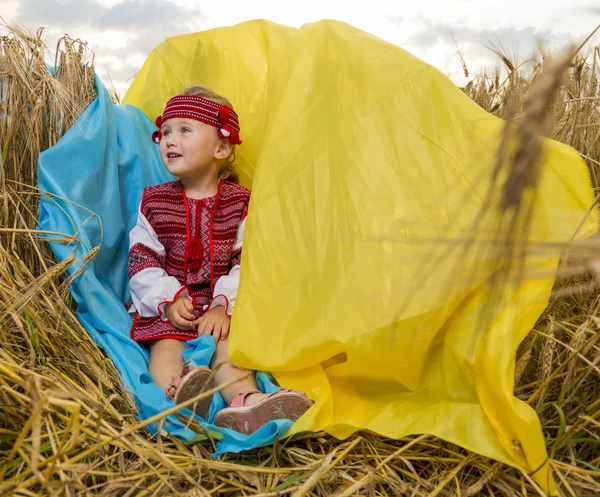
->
[128, 203, 192, 320]
[205, 217, 246, 317]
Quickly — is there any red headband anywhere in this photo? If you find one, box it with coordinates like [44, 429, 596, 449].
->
[152, 94, 242, 145]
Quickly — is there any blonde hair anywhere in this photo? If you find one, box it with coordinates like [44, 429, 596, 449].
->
[181, 85, 239, 183]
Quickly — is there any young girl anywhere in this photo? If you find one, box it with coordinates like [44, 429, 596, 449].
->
[127, 85, 313, 434]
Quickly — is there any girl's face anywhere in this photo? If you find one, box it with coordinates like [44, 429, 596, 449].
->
[159, 118, 221, 178]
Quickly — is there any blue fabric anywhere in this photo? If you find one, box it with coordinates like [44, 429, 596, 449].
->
[37, 76, 292, 454]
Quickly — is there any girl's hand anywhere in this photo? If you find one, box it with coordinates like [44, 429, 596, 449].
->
[194, 306, 230, 342]
[165, 297, 195, 330]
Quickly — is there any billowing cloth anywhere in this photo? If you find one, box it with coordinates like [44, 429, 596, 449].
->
[37, 75, 293, 455]
[124, 20, 596, 493]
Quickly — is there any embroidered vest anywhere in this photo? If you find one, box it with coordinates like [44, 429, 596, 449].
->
[141, 179, 250, 290]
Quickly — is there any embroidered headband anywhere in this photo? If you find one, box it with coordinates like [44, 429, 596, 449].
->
[152, 94, 242, 145]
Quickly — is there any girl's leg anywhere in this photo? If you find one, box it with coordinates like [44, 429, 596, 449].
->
[150, 338, 214, 418]
[212, 338, 313, 433]
[149, 339, 185, 391]
[211, 338, 265, 405]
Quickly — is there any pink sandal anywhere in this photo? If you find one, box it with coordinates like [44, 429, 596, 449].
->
[166, 362, 215, 419]
[215, 389, 314, 434]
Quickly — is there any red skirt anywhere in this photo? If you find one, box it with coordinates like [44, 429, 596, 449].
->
[130, 286, 212, 342]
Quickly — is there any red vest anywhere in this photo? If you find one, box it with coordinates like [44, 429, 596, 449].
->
[141, 179, 250, 292]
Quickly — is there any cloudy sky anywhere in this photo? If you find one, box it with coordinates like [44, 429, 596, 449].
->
[2, 0, 599, 98]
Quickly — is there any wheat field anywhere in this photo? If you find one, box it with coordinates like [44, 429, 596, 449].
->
[0, 24, 599, 496]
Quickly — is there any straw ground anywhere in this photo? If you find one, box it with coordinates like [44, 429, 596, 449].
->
[1, 25, 599, 496]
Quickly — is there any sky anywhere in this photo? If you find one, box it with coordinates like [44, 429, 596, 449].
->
[2, 0, 599, 98]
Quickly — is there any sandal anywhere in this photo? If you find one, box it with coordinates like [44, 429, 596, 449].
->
[166, 362, 215, 419]
[215, 389, 314, 434]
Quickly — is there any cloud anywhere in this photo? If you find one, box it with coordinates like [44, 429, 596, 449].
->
[12, 0, 207, 95]
[98, 0, 202, 30]
[100, 57, 142, 86]
[16, 0, 104, 28]
[387, 15, 576, 84]
[405, 27, 442, 49]
[15, 0, 205, 31]
[13, 0, 205, 57]
[397, 16, 574, 66]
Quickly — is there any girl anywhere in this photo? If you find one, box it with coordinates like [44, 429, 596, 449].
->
[127, 86, 313, 434]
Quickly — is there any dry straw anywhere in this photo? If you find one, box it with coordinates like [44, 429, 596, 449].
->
[1, 23, 600, 496]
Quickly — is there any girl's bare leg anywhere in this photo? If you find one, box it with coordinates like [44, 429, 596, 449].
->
[149, 339, 185, 391]
[211, 338, 265, 405]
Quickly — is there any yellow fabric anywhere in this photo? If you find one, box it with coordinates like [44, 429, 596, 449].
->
[124, 20, 597, 493]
